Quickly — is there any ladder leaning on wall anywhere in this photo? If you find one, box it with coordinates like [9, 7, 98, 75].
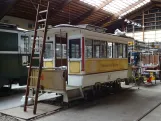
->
[24, 1, 50, 114]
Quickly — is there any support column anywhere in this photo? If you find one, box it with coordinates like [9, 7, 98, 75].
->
[142, 10, 145, 42]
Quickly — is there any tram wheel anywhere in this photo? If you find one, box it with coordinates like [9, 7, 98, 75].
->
[125, 78, 129, 85]
[84, 90, 93, 101]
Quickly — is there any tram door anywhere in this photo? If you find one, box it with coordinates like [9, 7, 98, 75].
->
[55, 34, 67, 67]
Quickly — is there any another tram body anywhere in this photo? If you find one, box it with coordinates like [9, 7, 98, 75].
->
[0, 23, 38, 88]
[31, 24, 133, 102]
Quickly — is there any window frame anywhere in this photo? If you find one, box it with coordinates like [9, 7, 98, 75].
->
[69, 38, 81, 59]
[85, 38, 93, 58]
[44, 43, 53, 59]
[93, 40, 100, 58]
[100, 41, 107, 58]
[107, 42, 113, 58]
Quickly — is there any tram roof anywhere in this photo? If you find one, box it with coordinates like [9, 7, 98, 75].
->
[28, 24, 134, 43]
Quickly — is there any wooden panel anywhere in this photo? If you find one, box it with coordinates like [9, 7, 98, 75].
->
[85, 58, 128, 74]
[69, 61, 80, 74]
[30, 69, 65, 91]
[55, 59, 67, 67]
[55, 36, 67, 44]
[43, 61, 54, 68]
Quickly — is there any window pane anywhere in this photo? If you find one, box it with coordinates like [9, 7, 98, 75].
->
[56, 44, 67, 58]
[22, 56, 28, 66]
[21, 36, 29, 52]
[118, 43, 123, 58]
[69, 39, 81, 58]
[85, 39, 93, 58]
[100, 41, 107, 58]
[123, 44, 127, 58]
[107, 43, 113, 58]
[44, 43, 53, 59]
[56, 44, 61, 58]
[93, 40, 100, 58]
[62, 44, 67, 58]
[113, 43, 118, 58]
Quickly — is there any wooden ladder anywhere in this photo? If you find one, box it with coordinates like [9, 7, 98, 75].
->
[24, 1, 50, 114]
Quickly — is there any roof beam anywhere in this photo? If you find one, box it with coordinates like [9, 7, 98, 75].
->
[0, 0, 20, 20]
[101, 16, 117, 28]
[94, 16, 112, 26]
[71, 0, 114, 24]
[51, 0, 79, 16]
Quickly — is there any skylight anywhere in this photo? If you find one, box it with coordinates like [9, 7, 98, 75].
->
[103, 0, 140, 14]
[80, 0, 107, 8]
[80, 0, 151, 17]
[120, 0, 151, 17]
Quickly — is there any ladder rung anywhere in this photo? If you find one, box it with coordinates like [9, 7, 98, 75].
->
[32, 57, 40, 59]
[29, 86, 36, 88]
[27, 66, 39, 69]
[38, 19, 46, 23]
[39, 10, 47, 14]
[30, 76, 38, 79]
[28, 95, 35, 98]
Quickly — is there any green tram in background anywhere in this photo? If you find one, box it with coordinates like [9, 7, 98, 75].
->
[0, 23, 38, 89]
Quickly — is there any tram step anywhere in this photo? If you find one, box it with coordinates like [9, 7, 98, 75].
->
[63, 86, 84, 102]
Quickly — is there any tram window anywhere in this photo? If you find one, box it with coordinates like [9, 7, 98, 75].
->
[118, 44, 123, 58]
[93, 40, 100, 58]
[21, 36, 29, 52]
[100, 41, 107, 58]
[85, 39, 93, 58]
[123, 44, 127, 58]
[113, 43, 118, 58]
[69, 39, 80, 58]
[56, 44, 61, 58]
[62, 44, 67, 58]
[107, 43, 113, 58]
[22, 56, 29, 66]
[123, 44, 128, 58]
[44, 43, 53, 59]
[56, 44, 67, 58]
[31, 36, 41, 52]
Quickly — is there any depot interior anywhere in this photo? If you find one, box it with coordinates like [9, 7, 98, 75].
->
[1, 0, 161, 121]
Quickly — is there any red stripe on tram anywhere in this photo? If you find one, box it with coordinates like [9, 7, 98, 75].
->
[81, 37, 85, 71]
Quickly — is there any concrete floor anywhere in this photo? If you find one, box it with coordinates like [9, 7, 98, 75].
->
[1, 83, 161, 121]
[0, 85, 25, 111]
[36, 82, 161, 121]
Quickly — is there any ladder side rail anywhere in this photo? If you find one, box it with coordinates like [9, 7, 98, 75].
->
[24, 4, 40, 112]
[33, 1, 50, 114]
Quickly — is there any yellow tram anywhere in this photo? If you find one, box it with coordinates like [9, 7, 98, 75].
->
[28, 24, 133, 102]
